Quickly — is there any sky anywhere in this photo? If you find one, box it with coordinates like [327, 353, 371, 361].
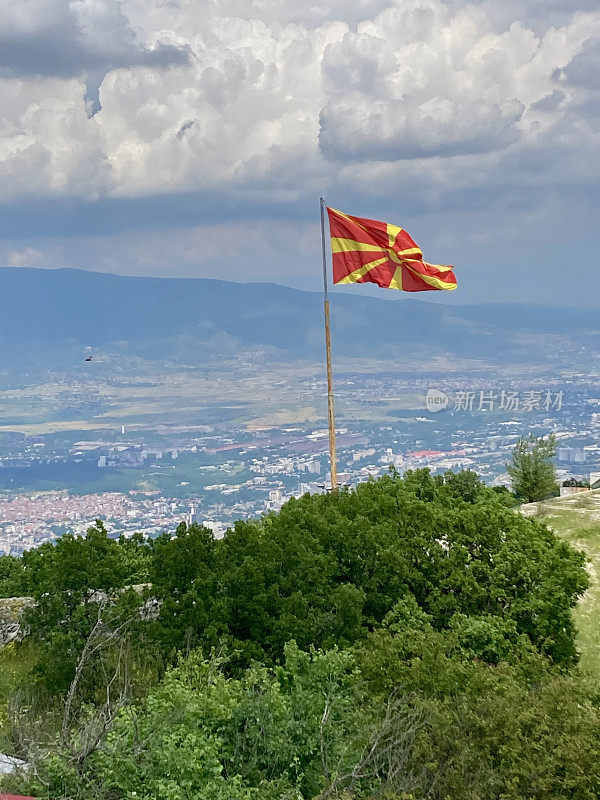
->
[0, 0, 599, 305]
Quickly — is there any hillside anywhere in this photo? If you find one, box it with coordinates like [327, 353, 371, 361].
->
[522, 492, 600, 674]
[2, 267, 600, 374]
[1, 472, 599, 800]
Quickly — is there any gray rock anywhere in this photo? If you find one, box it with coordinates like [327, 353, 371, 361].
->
[0, 588, 160, 650]
[0, 597, 35, 648]
[0, 750, 27, 774]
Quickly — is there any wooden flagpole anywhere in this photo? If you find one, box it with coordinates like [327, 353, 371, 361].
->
[320, 197, 338, 490]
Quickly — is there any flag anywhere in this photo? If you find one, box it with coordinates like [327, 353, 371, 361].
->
[327, 207, 457, 292]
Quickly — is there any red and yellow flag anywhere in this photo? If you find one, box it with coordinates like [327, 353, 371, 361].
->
[327, 207, 457, 292]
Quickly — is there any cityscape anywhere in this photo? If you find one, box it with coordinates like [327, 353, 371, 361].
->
[2, 367, 599, 555]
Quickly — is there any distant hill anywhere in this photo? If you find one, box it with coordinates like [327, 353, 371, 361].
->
[0, 267, 598, 373]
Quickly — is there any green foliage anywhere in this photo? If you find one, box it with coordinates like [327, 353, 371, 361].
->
[0, 640, 39, 749]
[11, 522, 155, 696]
[360, 611, 600, 800]
[0, 522, 151, 600]
[14, 645, 373, 800]
[150, 469, 586, 667]
[1, 472, 588, 700]
[29, 523, 150, 598]
[1, 471, 597, 800]
[147, 521, 222, 657]
[11, 636, 600, 800]
[0, 554, 26, 598]
[508, 434, 559, 502]
[563, 477, 590, 488]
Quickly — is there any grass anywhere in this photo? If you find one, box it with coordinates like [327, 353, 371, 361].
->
[525, 491, 600, 676]
[0, 641, 38, 750]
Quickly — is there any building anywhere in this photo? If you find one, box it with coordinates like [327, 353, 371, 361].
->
[353, 448, 376, 462]
[558, 446, 587, 463]
[202, 520, 227, 539]
[558, 447, 571, 462]
[187, 503, 200, 526]
[571, 447, 586, 463]
[590, 472, 600, 490]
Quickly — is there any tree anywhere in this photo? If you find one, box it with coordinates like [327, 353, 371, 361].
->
[0, 555, 26, 598]
[7, 644, 427, 800]
[17, 521, 155, 696]
[10, 636, 600, 800]
[2, 472, 598, 800]
[507, 434, 558, 502]
[359, 609, 600, 800]
[148, 470, 586, 668]
[7, 471, 587, 690]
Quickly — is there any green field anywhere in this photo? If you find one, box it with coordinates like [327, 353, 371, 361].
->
[523, 491, 600, 675]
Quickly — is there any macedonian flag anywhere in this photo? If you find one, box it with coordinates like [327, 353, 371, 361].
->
[327, 207, 457, 292]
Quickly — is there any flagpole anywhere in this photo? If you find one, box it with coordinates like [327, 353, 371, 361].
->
[320, 197, 338, 491]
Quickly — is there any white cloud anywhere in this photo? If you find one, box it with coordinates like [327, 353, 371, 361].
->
[6, 246, 43, 266]
[0, 76, 110, 198]
[0, 0, 190, 115]
[0, 0, 598, 209]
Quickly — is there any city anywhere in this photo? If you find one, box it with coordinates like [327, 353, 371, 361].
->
[1, 368, 599, 555]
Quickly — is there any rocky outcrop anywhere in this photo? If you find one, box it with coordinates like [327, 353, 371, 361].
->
[0, 596, 35, 647]
[0, 588, 159, 649]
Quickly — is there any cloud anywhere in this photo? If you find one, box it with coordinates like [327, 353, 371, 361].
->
[554, 37, 600, 90]
[0, 0, 191, 115]
[318, 6, 534, 161]
[1, 220, 319, 285]
[320, 94, 525, 161]
[0, 0, 191, 77]
[530, 90, 565, 112]
[0, 0, 598, 215]
[6, 246, 43, 266]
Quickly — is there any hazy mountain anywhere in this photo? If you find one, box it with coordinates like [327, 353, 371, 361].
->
[1, 267, 597, 373]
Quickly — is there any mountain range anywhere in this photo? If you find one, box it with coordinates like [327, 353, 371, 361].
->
[1, 267, 597, 373]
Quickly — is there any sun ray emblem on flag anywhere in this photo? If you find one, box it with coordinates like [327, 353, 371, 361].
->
[327, 207, 457, 292]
